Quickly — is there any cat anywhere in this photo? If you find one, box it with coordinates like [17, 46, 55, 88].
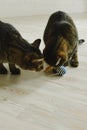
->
[43, 11, 84, 69]
[0, 21, 43, 74]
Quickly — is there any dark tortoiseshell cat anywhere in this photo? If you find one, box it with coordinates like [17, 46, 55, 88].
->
[43, 11, 84, 69]
[0, 21, 43, 74]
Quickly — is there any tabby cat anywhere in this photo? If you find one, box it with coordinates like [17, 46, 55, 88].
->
[0, 21, 43, 74]
[43, 11, 84, 69]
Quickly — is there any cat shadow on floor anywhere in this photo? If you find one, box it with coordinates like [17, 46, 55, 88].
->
[0, 68, 44, 98]
[0, 69, 43, 87]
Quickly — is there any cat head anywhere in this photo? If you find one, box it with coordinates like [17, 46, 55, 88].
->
[43, 37, 68, 67]
[9, 38, 44, 71]
[21, 39, 44, 71]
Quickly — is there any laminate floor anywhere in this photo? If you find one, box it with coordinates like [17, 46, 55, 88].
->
[0, 13, 87, 130]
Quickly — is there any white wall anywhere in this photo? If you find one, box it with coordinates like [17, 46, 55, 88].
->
[0, 0, 87, 17]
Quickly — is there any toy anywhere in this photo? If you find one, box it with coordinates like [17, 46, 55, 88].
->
[44, 65, 66, 76]
[52, 66, 66, 76]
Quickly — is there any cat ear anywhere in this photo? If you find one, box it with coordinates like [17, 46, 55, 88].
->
[31, 39, 41, 48]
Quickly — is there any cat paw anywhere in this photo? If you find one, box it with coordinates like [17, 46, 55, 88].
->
[70, 60, 79, 67]
[0, 67, 8, 74]
[10, 68, 21, 75]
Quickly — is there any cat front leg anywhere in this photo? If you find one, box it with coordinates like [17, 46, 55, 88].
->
[70, 51, 79, 67]
[0, 63, 8, 74]
[9, 63, 21, 75]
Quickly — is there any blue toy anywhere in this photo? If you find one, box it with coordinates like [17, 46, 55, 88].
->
[53, 66, 66, 76]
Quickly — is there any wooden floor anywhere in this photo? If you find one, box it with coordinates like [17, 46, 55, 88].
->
[0, 13, 87, 130]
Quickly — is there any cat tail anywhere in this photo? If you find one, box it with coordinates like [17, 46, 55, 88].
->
[79, 39, 85, 44]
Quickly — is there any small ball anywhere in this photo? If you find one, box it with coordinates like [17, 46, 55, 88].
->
[53, 66, 66, 76]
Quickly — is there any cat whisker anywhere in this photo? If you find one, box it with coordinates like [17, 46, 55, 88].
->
[62, 60, 67, 66]
[55, 58, 61, 66]
[32, 58, 44, 63]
